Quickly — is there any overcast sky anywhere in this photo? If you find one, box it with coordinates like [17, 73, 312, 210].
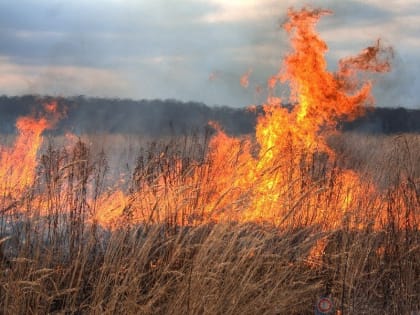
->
[0, 0, 419, 108]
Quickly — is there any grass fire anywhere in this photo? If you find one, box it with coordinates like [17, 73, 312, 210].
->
[0, 6, 419, 315]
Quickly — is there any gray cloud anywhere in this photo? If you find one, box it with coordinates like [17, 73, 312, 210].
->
[0, 0, 418, 108]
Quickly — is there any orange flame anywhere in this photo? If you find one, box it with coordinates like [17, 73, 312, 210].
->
[0, 8, 399, 233]
[91, 7, 393, 229]
[195, 7, 392, 226]
[0, 101, 61, 199]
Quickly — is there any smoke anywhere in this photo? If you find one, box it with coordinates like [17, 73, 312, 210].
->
[374, 51, 419, 109]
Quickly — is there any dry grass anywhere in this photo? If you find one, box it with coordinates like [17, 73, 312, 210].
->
[0, 132, 419, 314]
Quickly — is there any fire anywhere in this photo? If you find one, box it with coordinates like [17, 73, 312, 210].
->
[0, 101, 60, 199]
[198, 7, 392, 226]
[93, 190, 128, 226]
[86, 7, 393, 228]
[0, 7, 402, 232]
[240, 68, 252, 88]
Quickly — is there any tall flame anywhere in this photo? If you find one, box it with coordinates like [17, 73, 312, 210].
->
[0, 8, 397, 231]
[0, 101, 60, 199]
[197, 7, 392, 225]
[91, 7, 393, 229]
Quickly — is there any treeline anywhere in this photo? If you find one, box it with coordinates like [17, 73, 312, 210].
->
[342, 107, 420, 133]
[0, 95, 256, 135]
[0, 95, 418, 135]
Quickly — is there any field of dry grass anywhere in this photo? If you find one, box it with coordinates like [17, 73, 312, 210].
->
[0, 132, 419, 314]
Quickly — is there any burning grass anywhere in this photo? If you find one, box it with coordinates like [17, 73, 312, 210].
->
[0, 6, 419, 315]
[0, 130, 418, 315]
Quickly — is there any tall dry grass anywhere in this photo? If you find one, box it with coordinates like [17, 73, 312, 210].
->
[0, 132, 419, 314]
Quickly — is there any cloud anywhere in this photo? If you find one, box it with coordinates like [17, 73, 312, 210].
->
[0, 0, 418, 108]
[199, 0, 278, 23]
[0, 56, 131, 97]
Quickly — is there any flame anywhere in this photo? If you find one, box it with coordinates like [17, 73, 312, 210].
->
[93, 190, 128, 227]
[0, 101, 60, 199]
[240, 68, 252, 88]
[90, 7, 393, 229]
[0, 8, 403, 234]
[193, 7, 391, 226]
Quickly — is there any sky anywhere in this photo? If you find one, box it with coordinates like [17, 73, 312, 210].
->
[0, 0, 419, 108]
